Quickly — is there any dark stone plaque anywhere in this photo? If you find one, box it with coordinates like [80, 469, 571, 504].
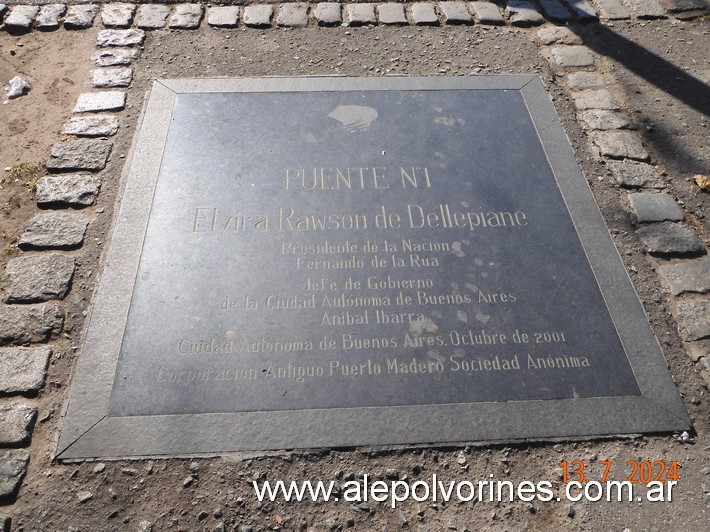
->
[58, 77, 690, 459]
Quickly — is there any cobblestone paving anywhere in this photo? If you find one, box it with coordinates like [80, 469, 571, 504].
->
[0, 0, 708, 520]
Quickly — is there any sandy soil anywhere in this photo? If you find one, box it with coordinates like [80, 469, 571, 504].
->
[1, 20, 708, 531]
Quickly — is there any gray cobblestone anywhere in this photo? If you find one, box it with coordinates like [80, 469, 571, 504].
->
[207, 6, 240, 28]
[580, 110, 633, 130]
[677, 300, 710, 340]
[47, 139, 112, 171]
[0, 450, 29, 500]
[624, 0, 666, 18]
[571, 89, 619, 110]
[74, 91, 126, 113]
[539, 0, 574, 21]
[660, 259, 710, 295]
[377, 3, 407, 24]
[470, 2, 505, 24]
[638, 223, 704, 256]
[551, 45, 595, 68]
[535, 26, 582, 45]
[92, 48, 140, 66]
[36, 174, 101, 206]
[411, 3, 439, 25]
[19, 212, 89, 250]
[0, 5, 7, 22]
[592, 130, 649, 160]
[2, 253, 75, 303]
[4, 5, 39, 31]
[35, 4, 66, 30]
[0, 347, 52, 394]
[609, 161, 664, 188]
[345, 4, 376, 26]
[0, 304, 64, 344]
[313, 3, 341, 26]
[437, 2, 472, 24]
[628, 192, 684, 223]
[64, 4, 98, 29]
[276, 3, 309, 27]
[505, 1, 545, 26]
[0, 403, 37, 446]
[169, 4, 204, 29]
[101, 3, 135, 28]
[595, 0, 630, 19]
[136, 4, 170, 30]
[62, 115, 119, 137]
[566, 71, 605, 89]
[90, 68, 133, 88]
[665, 0, 709, 13]
[243, 5, 273, 28]
[566, 0, 599, 20]
[96, 28, 145, 47]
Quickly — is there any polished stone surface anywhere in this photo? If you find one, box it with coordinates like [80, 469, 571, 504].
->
[58, 77, 690, 459]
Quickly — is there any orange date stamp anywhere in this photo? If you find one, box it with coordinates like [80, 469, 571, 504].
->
[560, 460, 680, 484]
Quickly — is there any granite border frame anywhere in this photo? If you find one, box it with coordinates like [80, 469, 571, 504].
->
[56, 76, 691, 460]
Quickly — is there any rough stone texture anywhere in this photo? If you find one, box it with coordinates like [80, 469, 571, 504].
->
[0, 403, 37, 446]
[313, 3, 341, 26]
[136, 4, 170, 29]
[90, 68, 133, 88]
[0, 513, 9, 532]
[0, 450, 29, 500]
[36, 174, 101, 206]
[470, 1, 505, 24]
[169, 4, 204, 29]
[628, 193, 684, 223]
[539, 0, 574, 21]
[19, 213, 89, 250]
[565, 0, 599, 20]
[64, 4, 99, 29]
[101, 3, 135, 28]
[592, 130, 649, 161]
[243, 5, 273, 28]
[595, 0, 631, 19]
[62, 115, 119, 137]
[505, 1, 545, 26]
[437, 2, 472, 24]
[377, 3, 407, 24]
[571, 90, 619, 110]
[638, 223, 705, 256]
[73, 91, 126, 113]
[660, 260, 710, 295]
[411, 3, 440, 25]
[276, 3, 309, 27]
[0, 5, 7, 22]
[535, 26, 582, 45]
[580, 110, 633, 130]
[92, 48, 140, 67]
[345, 4, 376, 26]
[665, 0, 708, 13]
[609, 161, 664, 188]
[207, 6, 240, 28]
[35, 4, 66, 30]
[4, 5, 39, 31]
[96, 28, 145, 47]
[567, 71, 605, 89]
[2, 254, 76, 303]
[677, 301, 710, 341]
[624, 0, 666, 18]
[551, 46, 595, 68]
[0, 347, 52, 394]
[0, 304, 64, 345]
[46, 139, 112, 171]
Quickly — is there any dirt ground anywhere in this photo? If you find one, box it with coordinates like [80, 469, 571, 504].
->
[1, 18, 708, 532]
